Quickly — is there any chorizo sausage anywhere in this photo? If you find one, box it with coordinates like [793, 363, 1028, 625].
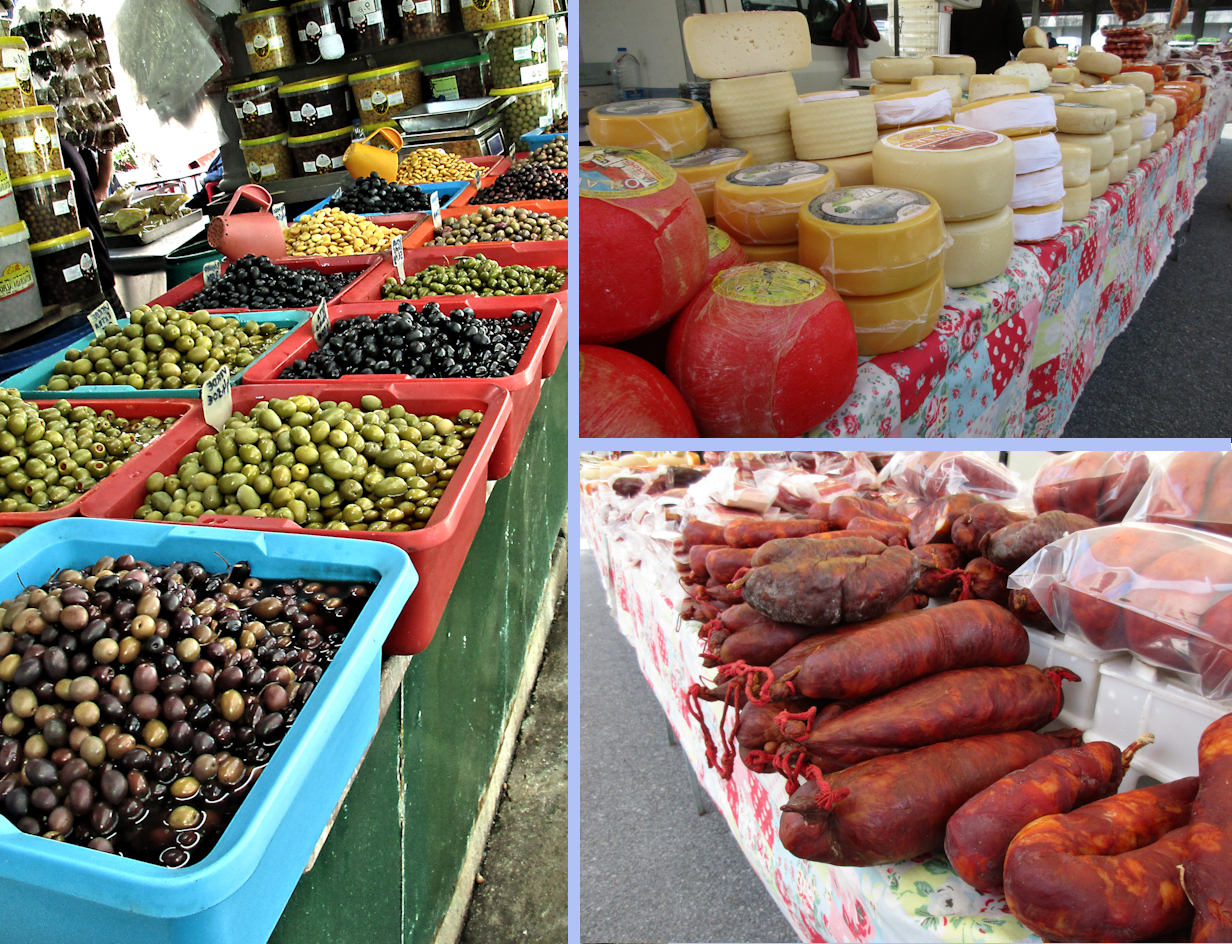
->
[1183, 713, 1232, 942]
[1008, 587, 1053, 629]
[705, 576, 742, 606]
[885, 590, 928, 613]
[1200, 452, 1232, 538]
[912, 543, 967, 597]
[1033, 451, 1150, 522]
[736, 699, 826, 753]
[1194, 595, 1232, 699]
[682, 519, 728, 549]
[894, 451, 1021, 502]
[844, 516, 910, 546]
[806, 500, 833, 522]
[982, 510, 1099, 571]
[828, 495, 911, 529]
[909, 493, 986, 547]
[688, 544, 727, 578]
[945, 735, 1154, 892]
[952, 504, 1028, 557]
[750, 535, 887, 568]
[724, 518, 828, 548]
[952, 557, 1010, 608]
[1003, 778, 1199, 943]
[779, 728, 1082, 866]
[1143, 451, 1222, 528]
[704, 547, 756, 583]
[719, 618, 819, 667]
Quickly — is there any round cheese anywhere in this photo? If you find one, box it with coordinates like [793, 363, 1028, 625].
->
[1127, 142, 1141, 166]
[798, 90, 861, 103]
[996, 62, 1051, 91]
[1010, 164, 1066, 209]
[1052, 66, 1081, 84]
[1155, 95, 1178, 121]
[1150, 127, 1166, 153]
[682, 11, 812, 80]
[669, 147, 756, 218]
[1088, 165, 1110, 199]
[1125, 113, 1144, 142]
[1147, 99, 1169, 125]
[871, 57, 934, 82]
[737, 240, 799, 263]
[1107, 151, 1129, 184]
[714, 160, 838, 245]
[968, 74, 1030, 102]
[1110, 71, 1155, 94]
[954, 93, 1057, 137]
[1053, 131, 1113, 169]
[872, 124, 1016, 221]
[911, 74, 963, 106]
[821, 151, 874, 186]
[790, 97, 877, 160]
[1076, 47, 1122, 77]
[871, 83, 912, 96]
[1023, 25, 1048, 47]
[841, 270, 946, 355]
[873, 89, 953, 129]
[797, 185, 946, 296]
[1062, 181, 1091, 221]
[1014, 132, 1062, 174]
[706, 225, 749, 278]
[588, 99, 710, 160]
[1104, 83, 1146, 113]
[1058, 142, 1091, 186]
[722, 130, 796, 165]
[931, 54, 977, 78]
[1162, 120, 1174, 142]
[1053, 47, 1070, 68]
[1055, 102, 1118, 134]
[1066, 86, 1132, 119]
[1077, 72, 1103, 87]
[1138, 110, 1156, 139]
[711, 71, 799, 138]
[1016, 47, 1056, 65]
[943, 206, 1014, 288]
[1044, 84, 1076, 102]
[1012, 201, 1063, 242]
[1110, 120, 1133, 151]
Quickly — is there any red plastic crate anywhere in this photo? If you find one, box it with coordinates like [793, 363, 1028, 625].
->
[401, 200, 568, 251]
[272, 213, 427, 266]
[456, 167, 567, 209]
[0, 398, 194, 528]
[79, 381, 512, 655]
[466, 154, 512, 178]
[237, 296, 562, 478]
[148, 256, 382, 314]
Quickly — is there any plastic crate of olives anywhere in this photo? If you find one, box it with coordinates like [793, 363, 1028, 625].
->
[296, 179, 468, 222]
[3, 312, 311, 400]
[0, 517, 416, 944]
[402, 200, 567, 251]
[81, 381, 511, 655]
[151, 256, 379, 315]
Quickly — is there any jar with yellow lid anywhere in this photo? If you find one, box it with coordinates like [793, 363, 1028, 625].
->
[345, 0, 392, 51]
[288, 126, 355, 176]
[459, 0, 515, 31]
[422, 55, 490, 103]
[0, 147, 15, 229]
[0, 106, 61, 177]
[29, 227, 100, 308]
[290, 0, 345, 63]
[0, 38, 35, 112]
[12, 169, 77, 241]
[279, 74, 353, 135]
[398, 0, 459, 41]
[491, 82, 553, 146]
[483, 15, 549, 90]
[227, 76, 288, 139]
[236, 7, 297, 72]
[239, 133, 294, 183]
[0, 220, 41, 330]
[349, 61, 423, 128]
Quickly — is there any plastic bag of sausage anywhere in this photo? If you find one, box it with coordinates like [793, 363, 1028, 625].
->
[1121, 450, 1231, 537]
[1010, 523, 1232, 699]
[883, 451, 1023, 504]
[1028, 450, 1152, 521]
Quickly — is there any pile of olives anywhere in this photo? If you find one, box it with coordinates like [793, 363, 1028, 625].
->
[328, 173, 431, 215]
[180, 256, 358, 312]
[38, 308, 288, 392]
[528, 136, 567, 170]
[135, 396, 481, 531]
[426, 206, 567, 246]
[0, 553, 374, 867]
[380, 254, 566, 300]
[474, 163, 567, 204]
[0, 392, 176, 514]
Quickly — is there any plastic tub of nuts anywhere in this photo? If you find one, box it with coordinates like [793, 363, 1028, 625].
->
[0, 37, 36, 112]
[287, 126, 354, 176]
[29, 228, 101, 308]
[483, 15, 549, 90]
[226, 77, 288, 140]
[421, 55, 490, 102]
[490, 82, 553, 147]
[398, 0, 458, 40]
[278, 74, 352, 136]
[0, 516, 416, 942]
[459, 0, 516, 31]
[0, 222, 42, 332]
[0, 105, 62, 177]
[12, 170, 78, 242]
[239, 133, 294, 184]
[235, 6, 297, 72]
[290, 0, 346, 64]
[349, 61, 424, 129]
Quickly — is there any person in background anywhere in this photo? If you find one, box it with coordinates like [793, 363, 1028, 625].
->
[950, 0, 1027, 75]
[61, 140, 125, 317]
[1046, 30, 1060, 47]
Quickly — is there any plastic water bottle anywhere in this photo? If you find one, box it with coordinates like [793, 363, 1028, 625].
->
[612, 48, 644, 100]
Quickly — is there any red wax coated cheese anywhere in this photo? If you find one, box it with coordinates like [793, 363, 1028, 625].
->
[665, 262, 858, 436]
[706, 225, 749, 280]
[579, 345, 699, 437]
[580, 146, 709, 344]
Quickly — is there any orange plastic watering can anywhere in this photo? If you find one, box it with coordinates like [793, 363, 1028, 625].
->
[344, 126, 403, 182]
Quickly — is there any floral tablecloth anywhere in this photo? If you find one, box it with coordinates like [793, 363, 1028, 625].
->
[581, 491, 1045, 944]
[808, 83, 1232, 438]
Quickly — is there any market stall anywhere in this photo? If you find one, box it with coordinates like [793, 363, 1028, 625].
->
[582, 451, 1231, 944]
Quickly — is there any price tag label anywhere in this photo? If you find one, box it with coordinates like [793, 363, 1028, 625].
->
[272, 202, 287, 226]
[430, 190, 441, 233]
[331, 186, 344, 205]
[473, 168, 482, 191]
[202, 367, 232, 432]
[202, 259, 223, 286]
[391, 233, 405, 282]
[311, 298, 330, 346]
[87, 300, 118, 338]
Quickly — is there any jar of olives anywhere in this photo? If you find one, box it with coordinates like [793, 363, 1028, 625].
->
[29, 227, 101, 308]
[397, 0, 458, 40]
[236, 7, 297, 72]
[421, 55, 490, 103]
[482, 15, 549, 90]
[290, 0, 345, 63]
[226, 77, 288, 139]
[12, 169, 78, 241]
[490, 81, 553, 147]
[459, 0, 515, 31]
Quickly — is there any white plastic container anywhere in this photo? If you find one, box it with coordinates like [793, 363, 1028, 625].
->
[0, 219, 42, 329]
[1025, 624, 1123, 730]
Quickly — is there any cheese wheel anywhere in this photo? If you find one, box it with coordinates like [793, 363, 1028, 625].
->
[1014, 132, 1062, 174]
[797, 185, 946, 296]
[1137, 110, 1156, 139]
[1023, 25, 1047, 47]
[1124, 113, 1143, 141]
[1077, 72, 1103, 87]
[1054, 48, 1070, 68]
[996, 62, 1051, 91]
[873, 89, 953, 129]
[1162, 120, 1174, 142]
[714, 160, 837, 245]
[821, 151, 874, 186]
[872, 124, 1015, 221]
[736, 240, 799, 263]
[798, 90, 861, 103]
[1066, 86, 1132, 119]
[669, 147, 756, 218]
[707, 225, 750, 278]
[932, 54, 976, 77]
[790, 96, 877, 160]
[943, 206, 1014, 288]
[1110, 71, 1155, 94]
[841, 270, 946, 355]
[911, 74, 963, 106]
[1062, 181, 1091, 221]
[1057, 142, 1091, 186]
[1103, 83, 1146, 113]
[1052, 66, 1080, 83]
[871, 83, 912, 96]
[1055, 102, 1118, 134]
[1107, 151, 1129, 184]
[1012, 201, 1063, 241]
[1053, 131, 1113, 169]
[1010, 164, 1066, 208]
[1127, 142, 1142, 166]
[1075, 48, 1121, 76]
[1149, 127, 1166, 153]
[1126, 62, 1164, 82]
[871, 57, 934, 82]
[1016, 47, 1055, 66]
[1088, 165, 1110, 199]
[722, 130, 796, 165]
[711, 71, 798, 138]
[1044, 84, 1075, 102]
[954, 93, 1057, 137]
[1147, 99, 1169, 124]
[1153, 93, 1178, 121]
[682, 11, 811, 80]
[1110, 120, 1133, 151]
[968, 74, 1030, 102]
[588, 99, 710, 160]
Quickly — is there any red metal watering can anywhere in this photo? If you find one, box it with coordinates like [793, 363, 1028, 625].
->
[207, 184, 285, 260]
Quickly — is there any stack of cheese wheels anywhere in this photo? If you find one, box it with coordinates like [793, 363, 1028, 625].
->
[1017, 27, 1068, 68]
[968, 74, 1031, 102]
[1057, 141, 1092, 220]
[789, 95, 877, 191]
[682, 10, 813, 164]
[930, 54, 977, 92]
[872, 123, 1016, 281]
[871, 88, 953, 133]
[1053, 66, 1081, 84]
[797, 185, 949, 353]
[588, 99, 711, 160]
[910, 74, 962, 107]
[668, 147, 755, 218]
[1066, 84, 1139, 175]
[953, 91, 1063, 242]
[1053, 102, 1116, 198]
[713, 159, 837, 263]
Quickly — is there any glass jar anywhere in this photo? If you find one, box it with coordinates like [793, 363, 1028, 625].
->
[0, 105, 61, 177]
[459, 0, 515, 31]
[29, 227, 100, 308]
[349, 60, 423, 127]
[491, 81, 552, 146]
[483, 15, 548, 90]
[0, 38, 35, 112]
[345, 0, 391, 51]
[398, 0, 458, 39]
[421, 55, 489, 102]
[0, 221, 41, 330]
[236, 7, 297, 72]
[226, 77, 288, 139]
[240, 133, 295, 183]
[288, 126, 355, 175]
[290, 0, 345, 63]
[279, 74, 353, 135]
[12, 168, 78, 241]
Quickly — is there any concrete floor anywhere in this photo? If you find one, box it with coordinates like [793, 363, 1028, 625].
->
[459, 587, 568, 944]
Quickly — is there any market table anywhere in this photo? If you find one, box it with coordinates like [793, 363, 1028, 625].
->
[807, 82, 1232, 438]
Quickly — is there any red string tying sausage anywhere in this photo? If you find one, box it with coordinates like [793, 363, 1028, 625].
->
[686, 683, 723, 775]
[941, 567, 973, 601]
[776, 705, 818, 740]
[803, 764, 851, 811]
[688, 661, 781, 780]
[773, 746, 810, 795]
[1044, 666, 1082, 720]
[744, 749, 776, 774]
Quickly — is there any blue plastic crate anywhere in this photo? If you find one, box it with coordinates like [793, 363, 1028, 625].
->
[0, 321, 95, 382]
[0, 517, 416, 944]
[521, 131, 566, 151]
[2, 311, 311, 399]
[296, 180, 468, 221]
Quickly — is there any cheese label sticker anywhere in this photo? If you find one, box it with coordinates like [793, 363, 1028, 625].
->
[712, 262, 826, 306]
[312, 299, 330, 345]
[881, 124, 1003, 152]
[726, 160, 827, 187]
[579, 147, 675, 199]
[594, 99, 694, 117]
[87, 300, 118, 337]
[202, 367, 233, 432]
[707, 226, 732, 257]
[671, 147, 747, 169]
[202, 259, 223, 285]
[810, 186, 932, 226]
